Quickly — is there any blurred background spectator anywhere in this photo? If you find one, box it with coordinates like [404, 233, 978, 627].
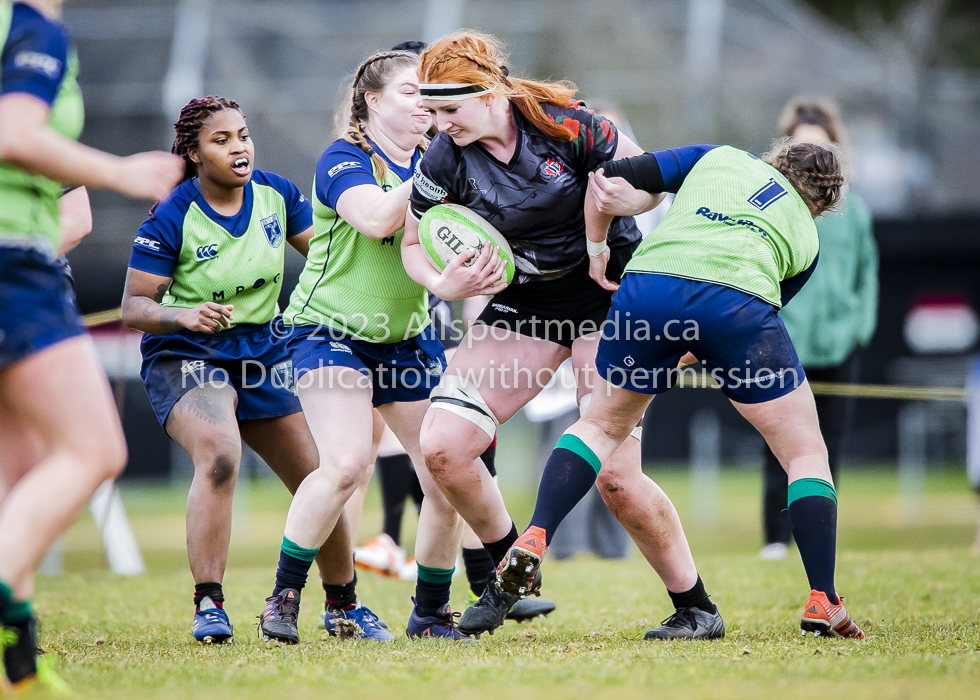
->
[759, 97, 879, 560]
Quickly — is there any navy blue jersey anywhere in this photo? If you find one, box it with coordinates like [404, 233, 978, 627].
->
[315, 139, 417, 209]
[410, 101, 641, 284]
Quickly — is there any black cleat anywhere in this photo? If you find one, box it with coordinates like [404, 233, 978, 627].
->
[506, 596, 556, 623]
[2, 617, 38, 688]
[644, 607, 725, 640]
[458, 581, 518, 638]
[258, 588, 301, 644]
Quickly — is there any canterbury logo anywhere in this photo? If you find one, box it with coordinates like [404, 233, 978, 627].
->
[196, 244, 218, 261]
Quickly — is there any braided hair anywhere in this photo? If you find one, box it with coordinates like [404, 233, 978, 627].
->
[419, 31, 579, 142]
[172, 96, 244, 183]
[335, 50, 425, 181]
[762, 137, 846, 218]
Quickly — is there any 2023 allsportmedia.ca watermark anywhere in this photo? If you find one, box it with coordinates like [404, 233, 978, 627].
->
[267, 311, 702, 345]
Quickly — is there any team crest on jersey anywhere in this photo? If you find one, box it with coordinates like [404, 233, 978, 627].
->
[261, 214, 284, 248]
[271, 360, 295, 393]
[417, 350, 443, 377]
[541, 158, 565, 180]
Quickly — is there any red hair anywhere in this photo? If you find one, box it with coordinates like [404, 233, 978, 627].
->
[419, 31, 578, 142]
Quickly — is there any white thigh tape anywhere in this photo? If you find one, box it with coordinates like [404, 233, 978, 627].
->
[430, 373, 499, 439]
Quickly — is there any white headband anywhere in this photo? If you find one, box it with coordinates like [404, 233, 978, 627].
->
[419, 83, 493, 100]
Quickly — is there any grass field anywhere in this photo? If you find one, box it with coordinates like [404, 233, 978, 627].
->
[27, 465, 980, 699]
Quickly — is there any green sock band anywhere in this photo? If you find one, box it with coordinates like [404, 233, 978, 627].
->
[417, 564, 454, 584]
[788, 478, 838, 507]
[555, 433, 601, 476]
[0, 580, 32, 624]
[281, 536, 320, 563]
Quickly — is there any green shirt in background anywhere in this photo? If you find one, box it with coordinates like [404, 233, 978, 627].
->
[778, 191, 878, 368]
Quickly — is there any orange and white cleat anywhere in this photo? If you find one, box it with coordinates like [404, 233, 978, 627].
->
[353, 534, 406, 578]
[800, 590, 865, 639]
[496, 526, 548, 598]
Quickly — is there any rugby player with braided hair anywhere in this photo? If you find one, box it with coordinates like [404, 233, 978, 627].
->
[500, 139, 867, 639]
[401, 31, 723, 639]
[257, 48, 471, 642]
[122, 96, 379, 644]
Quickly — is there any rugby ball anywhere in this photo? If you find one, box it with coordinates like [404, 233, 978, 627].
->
[418, 204, 515, 285]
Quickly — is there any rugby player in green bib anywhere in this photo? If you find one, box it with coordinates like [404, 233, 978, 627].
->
[122, 97, 383, 643]
[257, 49, 468, 642]
[0, 0, 182, 688]
[499, 141, 867, 639]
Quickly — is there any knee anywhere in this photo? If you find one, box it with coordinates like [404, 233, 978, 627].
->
[192, 437, 240, 489]
[207, 454, 238, 489]
[778, 437, 829, 469]
[584, 415, 633, 447]
[76, 424, 128, 483]
[322, 456, 368, 496]
[419, 430, 453, 482]
[103, 432, 128, 480]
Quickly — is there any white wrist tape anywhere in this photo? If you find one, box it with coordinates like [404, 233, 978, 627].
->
[587, 238, 609, 257]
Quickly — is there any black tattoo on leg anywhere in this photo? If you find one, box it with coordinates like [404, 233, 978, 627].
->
[174, 387, 234, 427]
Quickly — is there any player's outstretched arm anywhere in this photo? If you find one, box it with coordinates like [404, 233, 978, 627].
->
[121, 267, 233, 336]
[0, 93, 181, 200]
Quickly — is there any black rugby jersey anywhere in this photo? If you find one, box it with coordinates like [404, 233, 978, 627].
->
[410, 101, 641, 285]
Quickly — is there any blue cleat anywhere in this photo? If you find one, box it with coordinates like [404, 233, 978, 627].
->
[192, 606, 234, 644]
[323, 604, 394, 641]
[406, 599, 474, 641]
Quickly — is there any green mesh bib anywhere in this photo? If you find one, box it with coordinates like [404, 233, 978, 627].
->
[284, 157, 429, 342]
[0, 1, 84, 253]
[626, 146, 818, 307]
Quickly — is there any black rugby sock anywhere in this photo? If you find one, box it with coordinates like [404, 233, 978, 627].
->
[324, 573, 357, 610]
[273, 537, 319, 595]
[667, 576, 716, 614]
[193, 582, 224, 610]
[377, 453, 416, 545]
[462, 547, 496, 597]
[483, 523, 519, 565]
[415, 565, 454, 617]
[788, 479, 840, 605]
[528, 434, 601, 545]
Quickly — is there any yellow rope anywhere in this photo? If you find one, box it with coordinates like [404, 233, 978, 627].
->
[81, 307, 122, 327]
[675, 372, 968, 402]
[79, 309, 971, 402]
[809, 382, 966, 402]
